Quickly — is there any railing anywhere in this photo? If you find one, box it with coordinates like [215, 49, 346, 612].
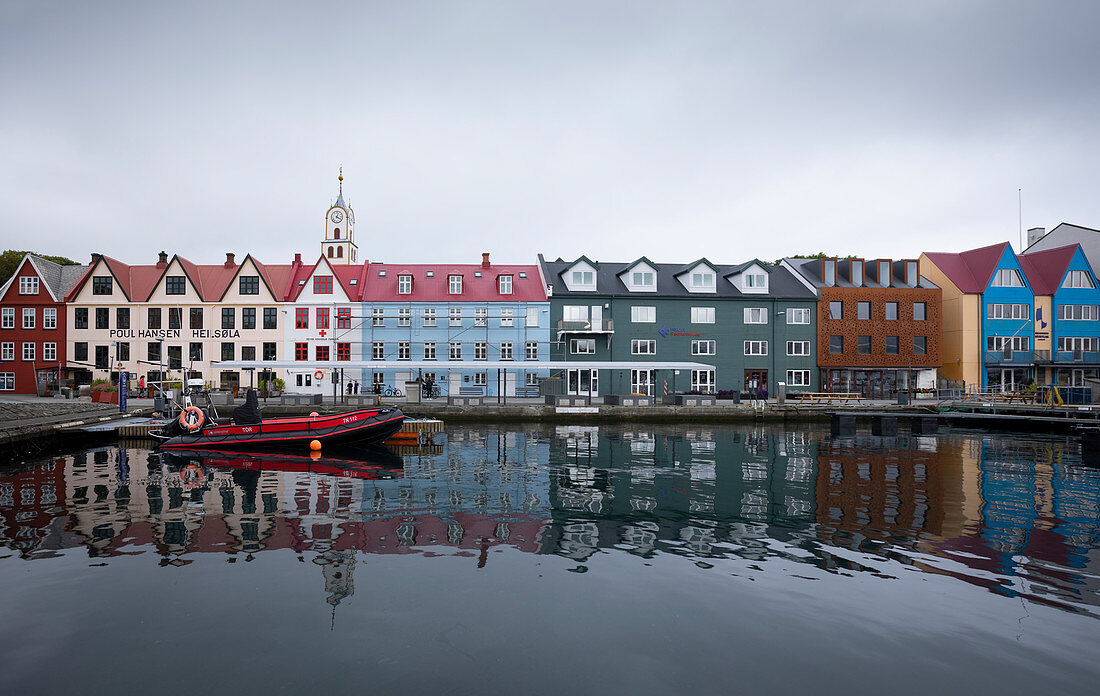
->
[557, 319, 614, 332]
[1053, 350, 1100, 364]
[984, 350, 1033, 364]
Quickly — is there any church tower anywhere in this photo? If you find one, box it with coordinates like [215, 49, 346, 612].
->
[322, 168, 358, 264]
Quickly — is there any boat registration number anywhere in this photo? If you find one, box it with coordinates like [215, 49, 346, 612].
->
[341, 415, 359, 424]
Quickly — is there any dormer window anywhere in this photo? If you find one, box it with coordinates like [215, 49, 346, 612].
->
[906, 261, 918, 286]
[398, 274, 412, 294]
[991, 269, 1024, 287]
[851, 260, 864, 286]
[878, 261, 890, 286]
[632, 271, 654, 287]
[449, 274, 463, 294]
[571, 270, 594, 286]
[518, 272, 527, 278]
[426, 271, 434, 278]
[499, 275, 513, 294]
[474, 271, 482, 278]
[745, 273, 766, 289]
[378, 270, 386, 277]
[823, 260, 836, 287]
[691, 272, 713, 288]
[1063, 270, 1095, 288]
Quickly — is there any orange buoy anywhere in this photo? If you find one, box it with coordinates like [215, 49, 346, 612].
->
[310, 439, 322, 451]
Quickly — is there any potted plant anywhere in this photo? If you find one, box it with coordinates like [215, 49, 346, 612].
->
[270, 377, 285, 396]
[91, 379, 120, 404]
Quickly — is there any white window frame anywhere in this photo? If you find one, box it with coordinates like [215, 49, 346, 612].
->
[744, 273, 766, 289]
[526, 307, 540, 327]
[1058, 337, 1099, 353]
[372, 342, 384, 360]
[570, 269, 595, 289]
[449, 341, 462, 360]
[398, 274, 412, 294]
[372, 307, 384, 327]
[630, 339, 656, 355]
[500, 307, 513, 327]
[1, 308, 13, 329]
[43, 307, 57, 329]
[398, 307, 411, 326]
[449, 307, 462, 326]
[474, 372, 487, 386]
[22, 308, 34, 329]
[631, 306, 656, 323]
[744, 340, 768, 356]
[991, 268, 1024, 287]
[22, 342, 35, 361]
[690, 271, 715, 291]
[525, 341, 538, 360]
[0, 372, 13, 390]
[1063, 270, 1095, 289]
[691, 339, 716, 355]
[474, 341, 488, 360]
[500, 342, 513, 360]
[423, 307, 436, 326]
[987, 303, 1031, 320]
[691, 307, 715, 324]
[499, 275, 513, 294]
[786, 370, 811, 387]
[1058, 304, 1098, 321]
[449, 275, 463, 294]
[423, 342, 436, 360]
[1, 342, 13, 360]
[786, 308, 810, 324]
[690, 369, 715, 393]
[19, 276, 39, 295]
[786, 340, 811, 356]
[744, 307, 768, 324]
[525, 372, 539, 387]
[398, 342, 410, 360]
[475, 307, 488, 326]
[43, 342, 57, 361]
[571, 338, 596, 354]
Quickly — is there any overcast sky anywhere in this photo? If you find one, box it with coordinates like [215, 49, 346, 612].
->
[2, 1, 1098, 268]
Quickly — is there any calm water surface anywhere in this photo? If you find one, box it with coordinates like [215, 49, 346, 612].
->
[2, 425, 1099, 695]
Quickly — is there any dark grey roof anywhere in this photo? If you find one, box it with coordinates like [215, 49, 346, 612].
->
[783, 257, 938, 290]
[538, 255, 817, 299]
[23, 255, 87, 300]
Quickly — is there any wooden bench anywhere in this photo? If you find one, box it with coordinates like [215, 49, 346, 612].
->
[790, 392, 865, 404]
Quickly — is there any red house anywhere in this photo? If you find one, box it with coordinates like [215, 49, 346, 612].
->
[0, 254, 86, 394]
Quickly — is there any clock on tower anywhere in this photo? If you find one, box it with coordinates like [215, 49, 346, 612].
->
[322, 167, 359, 264]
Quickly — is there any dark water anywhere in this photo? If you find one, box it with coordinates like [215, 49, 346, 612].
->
[2, 425, 1099, 695]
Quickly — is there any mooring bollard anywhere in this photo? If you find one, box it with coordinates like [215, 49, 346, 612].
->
[912, 416, 939, 435]
[871, 415, 898, 436]
[831, 413, 857, 436]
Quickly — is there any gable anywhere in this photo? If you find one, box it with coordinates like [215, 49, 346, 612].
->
[678, 261, 718, 293]
[219, 255, 279, 302]
[293, 257, 351, 303]
[68, 257, 131, 303]
[0, 256, 50, 302]
[147, 257, 203, 302]
[562, 260, 598, 292]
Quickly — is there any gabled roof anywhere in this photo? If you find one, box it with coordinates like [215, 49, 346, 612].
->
[0, 254, 87, 301]
[724, 259, 770, 277]
[217, 254, 281, 301]
[286, 256, 362, 302]
[66, 255, 135, 302]
[672, 257, 719, 277]
[923, 242, 1010, 294]
[360, 263, 546, 302]
[1018, 244, 1082, 296]
[619, 257, 659, 275]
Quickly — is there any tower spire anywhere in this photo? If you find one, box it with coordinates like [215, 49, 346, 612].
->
[335, 166, 346, 208]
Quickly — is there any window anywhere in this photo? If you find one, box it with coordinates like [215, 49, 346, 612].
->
[829, 301, 843, 320]
[239, 276, 259, 295]
[500, 307, 513, 327]
[830, 335, 843, 354]
[0, 308, 12, 329]
[21, 342, 35, 360]
[397, 342, 410, 360]
[0, 373, 12, 391]
[475, 307, 487, 326]
[92, 277, 112, 295]
[221, 343, 234, 361]
[690, 271, 714, 289]
[315, 345, 330, 361]
[115, 307, 129, 329]
[295, 342, 308, 360]
[691, 369, 715, 393]
[241, 346, 255, 361]
[885, 336, 899, 354]
[858, 336, 871, 354]
[914, 302, 926, 321]
[316, 308, 329, 329]
[858, 302, 870, 320]
[242, 307, 256, 329]
[991, 268, 1024, 287]
[474, 372, 487, 387]
[850, 260, 864, 287]
[473, 341, 488, 360]
[987, 336, 1030, 351]
[397, 307, 411, 327]
[786, 308, 810, 324]
[74, 342, 87, 362]
[372, 342, 384, 360]
[147, 343, 160, 362]
[296, 308, 309, 329]
[744, 340, 768, 356]
[168, 345, 182, 369]
[691, 340, 716, 355]
[263, 343, 277, 361]
[744, 273, 766, 289]
[264, 308, 278, 330]
[424, 342, 436, 360]
[449, 275, 463, 294]
[692, 307, 715, 324]
[572, 339, 597, 354]
[0, 342, 12, 360]
[222, 308, 235, 329]
[398, 274, 412, 294]
[1058, 337, 1099, 353]
[189, 342, 202, 361]
[885, 302, 898, 320]
[189, 308, 203, 329]
[336, 307, 351, 328]
[878, 260, 891, 286]
[95, 308, 109, 329]
[313, 276, 333, 294]
[337, 343, 350, 361]
[449, 307, 462, 326]
[169, 308, 182, 329]
[570, 270, 594, 287]
[165, 276, 186, 295]
[787, 341, 810, 356]
[147, 308, 161, 329]
[423, 308, 436, 326]
[1058, 305, 1098, 321]
[631, 271, 654, 288]
[525, 373, 539, 387]
[22, 308, 35, 329]
[43, 307, 56, 330]
[786, 370, 811, 387]
[449, 341, 462, 360]
[499, 275, 513, 294]
[1063, 271, 1095, 289]
[987, 304, 1030, 320]
[372, 307, 384, 327]
[744, 307, 767, 324]
[906, 261, 918, 285]
[629, 339, 654, 355]
[914, 336, 927, 355]
[74, 308, 87, 329]
[631, 306, 656, 323]
[500, 342, 513, 360]
[525, 341, 538, 360]
[526, 307, 540, 327]
[19, 276, 39, 295]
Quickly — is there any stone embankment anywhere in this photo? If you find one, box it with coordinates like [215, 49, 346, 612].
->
[0, 399, 147, 455]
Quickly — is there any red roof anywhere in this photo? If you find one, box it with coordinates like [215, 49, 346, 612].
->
[360, 263, 546, 302]
[1018, 244, 1080, 296]
[923, 242, 1009, 294]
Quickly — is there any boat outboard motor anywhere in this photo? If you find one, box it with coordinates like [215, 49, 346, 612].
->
[233, 388, 262, 425]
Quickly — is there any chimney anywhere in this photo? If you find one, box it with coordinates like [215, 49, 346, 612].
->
[225, 252, 236, 268]
[91, 252, 102, 265]
[481, 252, 491, 268]
[294, 253, 302, 264]
[157, 251, 168, 268]
[1027, 227, 1046, 249]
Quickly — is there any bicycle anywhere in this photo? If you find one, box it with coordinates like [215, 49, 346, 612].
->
[379, 384, 404, 398]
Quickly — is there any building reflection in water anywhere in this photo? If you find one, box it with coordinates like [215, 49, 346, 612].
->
[1, 425, 1098, 616]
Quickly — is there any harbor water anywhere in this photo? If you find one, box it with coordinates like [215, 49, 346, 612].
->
[2, 425, 1099, 694]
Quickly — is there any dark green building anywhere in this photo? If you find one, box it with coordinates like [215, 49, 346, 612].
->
[538, 255, 819, 397]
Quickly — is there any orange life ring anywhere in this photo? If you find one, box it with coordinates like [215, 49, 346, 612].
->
[180, 464, 204, 488]
[179, 406, 205, 431]
[314, 370, 324, 381]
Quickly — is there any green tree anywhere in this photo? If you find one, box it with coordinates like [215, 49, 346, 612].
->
[0, 250, 81, 287]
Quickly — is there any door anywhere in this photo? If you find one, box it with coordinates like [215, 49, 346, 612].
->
[449, 372, 462, 396]
[590, 306, 603, 331]
[744, 369, 768, 397]
[568, 369, 598, 396]
[631, 369, 655, 396]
